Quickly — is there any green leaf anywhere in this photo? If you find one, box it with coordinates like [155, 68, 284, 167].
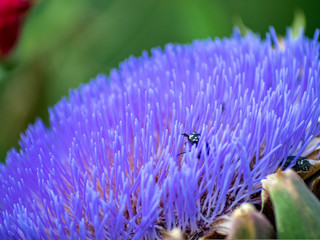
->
[262, 170, 320, 239]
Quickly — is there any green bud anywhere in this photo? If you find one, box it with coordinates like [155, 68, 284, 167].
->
[226, 203, 274, 239]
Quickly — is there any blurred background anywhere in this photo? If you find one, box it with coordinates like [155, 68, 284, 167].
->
[0, 0, 320, 162]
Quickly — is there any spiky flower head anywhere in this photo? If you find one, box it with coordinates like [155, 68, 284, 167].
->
[1, 28, 320, 239]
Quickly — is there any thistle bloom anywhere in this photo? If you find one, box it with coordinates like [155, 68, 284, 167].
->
[1, 29, 320, 239]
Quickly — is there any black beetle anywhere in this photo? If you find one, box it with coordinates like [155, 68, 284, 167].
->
[178, 132, 209, 158]
[282, 156, 315, 172]
[182, 132, 200, 146]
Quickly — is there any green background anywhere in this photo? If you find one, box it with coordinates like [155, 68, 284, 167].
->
[1, 0, 320, 162]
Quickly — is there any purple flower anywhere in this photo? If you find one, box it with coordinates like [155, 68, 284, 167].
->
[1, 28, 320, 239]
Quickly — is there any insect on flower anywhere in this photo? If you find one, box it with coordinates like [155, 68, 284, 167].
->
[178, 132, 209, 158]
[182, 132, 200, 146]
[282, 156, 315, 172]
[177, 132, 200, 157]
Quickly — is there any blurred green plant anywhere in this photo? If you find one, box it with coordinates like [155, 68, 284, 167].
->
[291, 9, 306, 38]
